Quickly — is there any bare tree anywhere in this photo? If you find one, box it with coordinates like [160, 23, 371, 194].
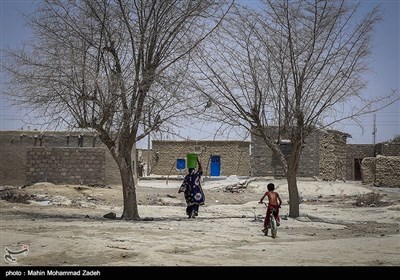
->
[190, 0, 398, 217]
[2, 0, 233, 220]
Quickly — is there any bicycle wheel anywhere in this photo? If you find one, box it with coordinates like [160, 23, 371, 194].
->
[270, 216, 277, 238]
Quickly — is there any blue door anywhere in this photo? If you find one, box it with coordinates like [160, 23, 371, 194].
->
[210, 155, 221, 176]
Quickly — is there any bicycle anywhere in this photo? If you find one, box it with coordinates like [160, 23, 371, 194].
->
[261, 202, 278, 238]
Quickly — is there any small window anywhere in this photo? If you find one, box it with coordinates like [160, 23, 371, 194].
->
[176, 158, 186, 171]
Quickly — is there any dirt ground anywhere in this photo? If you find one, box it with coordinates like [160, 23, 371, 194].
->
[1, 177, 400, 267]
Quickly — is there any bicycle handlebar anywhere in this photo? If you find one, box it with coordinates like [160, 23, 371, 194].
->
[260, 202, 281, 208]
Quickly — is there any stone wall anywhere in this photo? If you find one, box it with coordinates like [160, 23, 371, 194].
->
[319, 131, 348, 181]
[151, 140, 250, 176]
[361, 157, 375, 184]
[375, 142, 400, 156]
[362, 156, 400, 187]
[345, 142, 399, 182]
[375, 156, 400, 187]
[345, 144, 374, 181]
[26, 147, 106, 185]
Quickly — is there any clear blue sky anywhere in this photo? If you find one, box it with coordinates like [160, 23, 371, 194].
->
[1, 0, 399, 145]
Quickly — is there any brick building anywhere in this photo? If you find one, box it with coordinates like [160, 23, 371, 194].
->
[345, 144, 375, 181]
[250, 127, 350, 180]
[1, 130, 399, 186]
[359, 142, 400, 187]
[151, 140, 250, 177]
[0, 131, 124, 185]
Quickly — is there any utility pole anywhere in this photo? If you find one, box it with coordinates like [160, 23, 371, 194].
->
[133, 142, 138, 187]
[372, 114, 377, 145]
[147, 133, 151, 176]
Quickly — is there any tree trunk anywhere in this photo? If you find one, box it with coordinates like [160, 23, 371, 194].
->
[286, 169, 300, 218]
[118, 150, 140, 220]
[286, 139, 302, 218]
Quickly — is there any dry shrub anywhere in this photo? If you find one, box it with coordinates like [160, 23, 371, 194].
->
[354, 192, 389, 207]
[0, 191, 33, 204]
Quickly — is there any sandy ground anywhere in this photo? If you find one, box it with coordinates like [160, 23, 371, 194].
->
[1, 176, 400, 267]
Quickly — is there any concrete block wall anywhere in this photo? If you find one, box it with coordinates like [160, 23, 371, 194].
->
[250, 134, 275, 177]
[251, 127, 323, 178]
[151, 140, 250, 176]
[26, 147, 106, 185]
[0, 131, 121, 185]
[13, 131, 98, 147]
[298, 131, 320, 177]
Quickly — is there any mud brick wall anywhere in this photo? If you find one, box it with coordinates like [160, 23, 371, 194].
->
[319, 131, 348, 181]
[151, 140, 250, 176]
[26, 147, 106, 185]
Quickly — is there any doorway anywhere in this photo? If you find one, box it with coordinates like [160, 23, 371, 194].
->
[210, 155, 221, 176]
[354, 158, 363, 181]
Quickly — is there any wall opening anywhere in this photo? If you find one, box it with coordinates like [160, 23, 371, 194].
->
[354, 158, 363, 181]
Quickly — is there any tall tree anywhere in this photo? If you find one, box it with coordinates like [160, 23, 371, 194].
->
[2, 0, 232, 220]
[190, 0, 397, 217]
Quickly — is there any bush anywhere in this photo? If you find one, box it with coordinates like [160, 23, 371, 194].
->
[0, 191, 33, 204]
[390, 134, 400, 143]
[354, 192, 388, 207]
